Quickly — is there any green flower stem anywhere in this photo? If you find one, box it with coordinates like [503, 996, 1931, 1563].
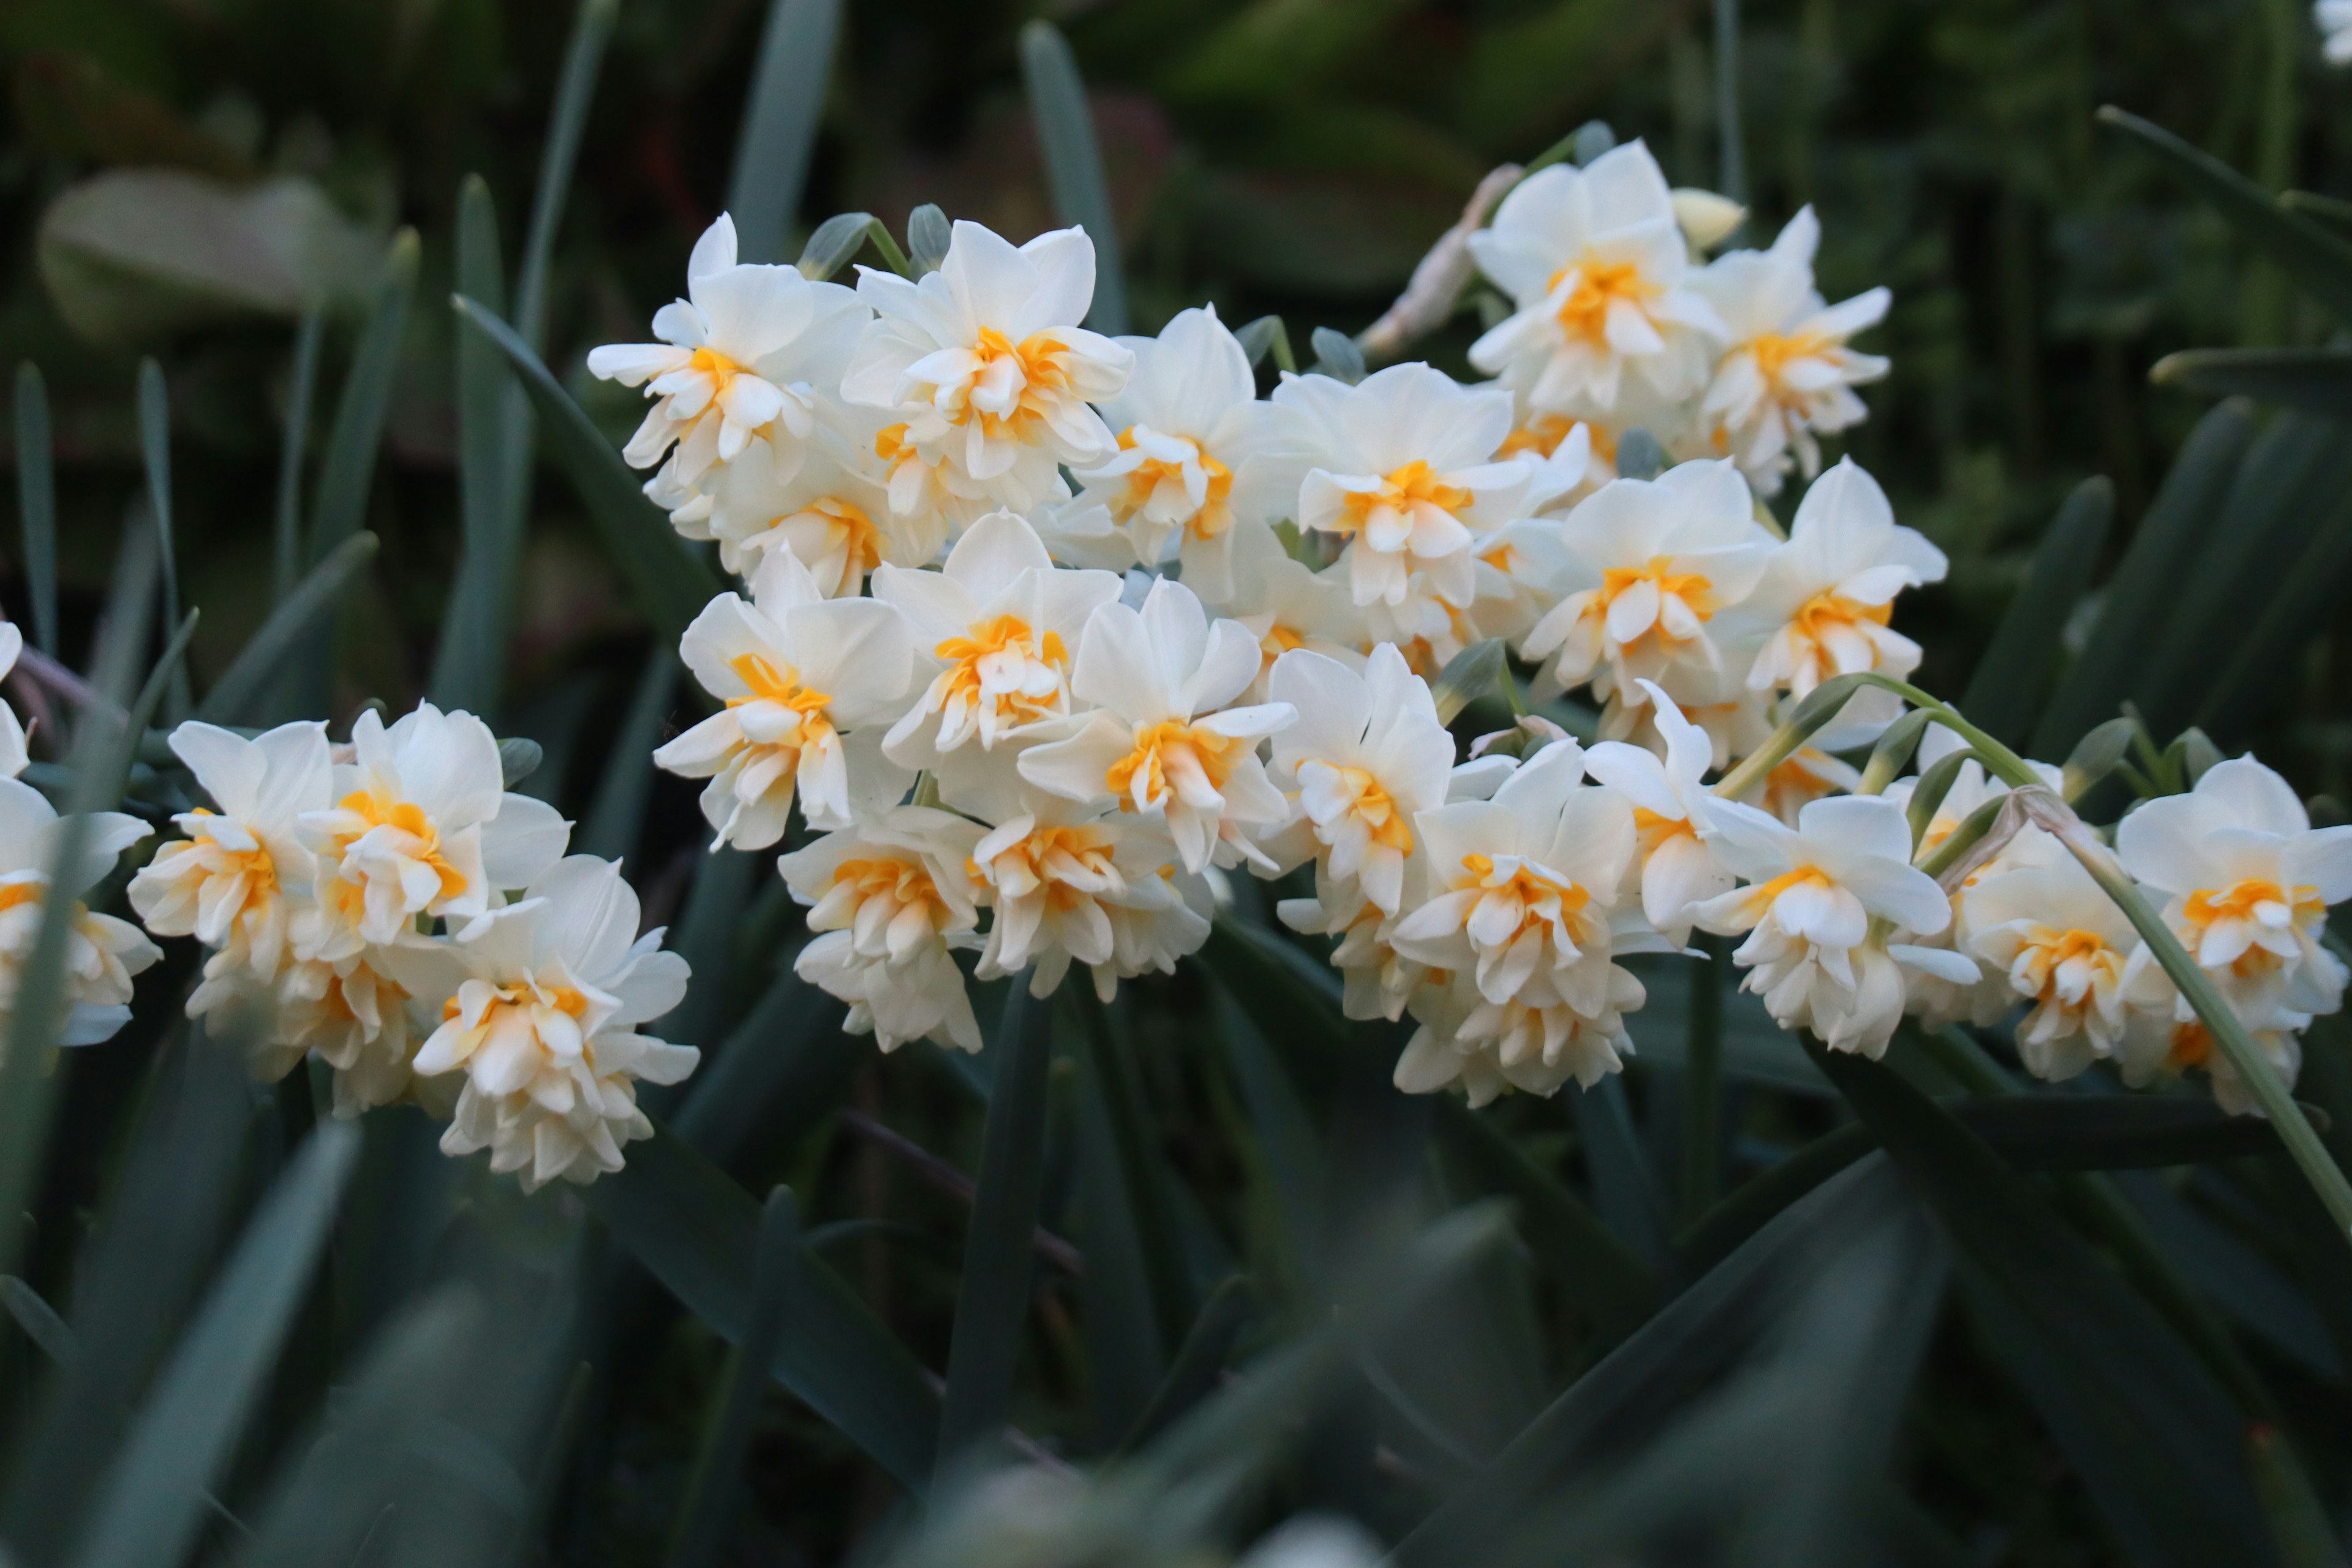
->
[863, 218, 916, 280]
[1681, 934, 1727, 1221]
[1913, 794, 2005, 881]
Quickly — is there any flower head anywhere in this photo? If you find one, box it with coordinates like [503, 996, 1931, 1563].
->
[1276, 364, 1534, 611]
[876, 511, 1122, 770]
[706, 419, 925, 592]
[1016, 577, 1295, 873]
[0, 777, 157, 1047]
[295, 704, 570, 957]
[1692, 793, 1966, 1056]
[780, 802, 987, 1053]
[1517, 459, 1776, 714]
[1066, 306, 1300, 601]
[388, 856, 697, 1192]
[1729, 459, 1946, 698]
[1267, 643, 1454, 918]
[1468, 142, 1727, 416]
[1694, 208, 1890, 494]
[657, 553, 919, 847]
[842, 221, 1133, 514]
[587, 213, 869, 526]
[1965, 858, 2150, 1082]
[130, 720, 330, 1013]
[2116, 757, 2352, 1031]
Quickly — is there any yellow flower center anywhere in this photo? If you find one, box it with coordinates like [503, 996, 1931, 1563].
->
[1327, 765, 1414, 854]
[1333, 460, 1472, 538]
[1548, 256, 1660, 347]
[1259, 622, 1306, 673]
[941, 326, 1074, 439]
[334, 791, 469, 899]
[1791, 590, 1893, 648]
[978, 824, 1120, 914]
[2180, 879, 2323, 974]
[1747, 330, 1830, 387]
[0, 881, 50, 916]
[933, 615, 1069, 727]
[1106, 720, 1245, 809]
[1109, 426, 1235, 540]
[442, 981, 590, 1030]
[1596, 556, 1718, 645]
[875, 422, 911, 462]
[2168, 1020, 2214, 1072]
[728, 654, 832, 718]
[1498, 413, 1577, 460]
[1458, 853, 1594, 943]
[687, 345, 748, 396]
[829, 856, 955, 935]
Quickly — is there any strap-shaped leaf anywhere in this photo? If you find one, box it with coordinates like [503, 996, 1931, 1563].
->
[135, 359, 190, 720]
[270, 308, 325, 604]
[311, 231, 418, 562]
[431, 174, 516, 716]
[2100, 106, 2352, 327]
[453, 293, 725, 638]
[938, 979, 1056, 1470]
[2033, 399, 2252, 755]
[1115, 1274, 1253, 1454]
[1573, 1076, 1673, 1268]
[67, 1121, 361, 1568]
[1019, 20, 1126, 334]
[1074, 1027, 1167, 1444]
[583, 1122, 940, 1491]
[1809, 1044, 2275, 1568]
[194, 533, 378, 726]
[15, 362, 58, 654]
[672, 966, 856, 1166]
[514, 0, 617, 352]
[2153, 346, 2352, 417]
[728, 0, 843, 265]
[1961, 475, 2113, 747]
[576, 645, 675, 861]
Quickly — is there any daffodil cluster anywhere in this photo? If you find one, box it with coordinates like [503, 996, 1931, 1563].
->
[578, 191, 2348, 1120]
[121, 703, 696, 1191]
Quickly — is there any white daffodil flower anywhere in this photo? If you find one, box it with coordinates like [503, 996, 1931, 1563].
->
[842, 220, 1133, 516]
[0, 623, 27, 779]
[2323, 0, 2352, 64]
[1275, 364, 1535, 611]
[1727, 459, 1947, 699]
[587, 213, 869, 527]
[388, 856, 697, 1193]
[875, 510, 1122, 772]
[1693, 207, 1890, 495]
[129, 720, 330, 1018]
[2116, 756, 2352, 1032]
[1279, 871, 1431, 1025]
[295, 704, 570, 957]
[1017, 576, 1296, 874]
[1267, 644, 1454, 918]
[1066, 306, 1300, 601]
[1691, 793, 1967, 1057]
[1516, 459, 1776, 717]
[1583, 682, 1733, 945]
[964, 782, 1208, 1003]
[1964, 857, 2154, 1083]
[0, 777, 157, 1047]
[1389, 740, 1651, 1098]
[657, 552, 919, 847]
[270, 948, 428, 1118]
[706, 420, 928, 592]
[1467, 141, 1728, 416]
[780, 799, 987, 1054]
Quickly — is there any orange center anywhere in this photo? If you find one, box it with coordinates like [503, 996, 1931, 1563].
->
[933, 615, 1069, 726]
[2180, 879, 2322, 974]
[442, 981, 590, 1025]
[728, 654, 833, 719]
[687, 345, 748, 398]
[0, 881, 48, 916]
[1334, 460, 1472, 539]
[1324, 765, 1414, 854]
[831, 856, 954, 933]
[335, 790, 469, 900]
[951, 326, 1074, 439]
[1596, 556, 1718, 644]
[1740, 865, 1835, 921]
[1459, 853, 1594, 944]
[981, 824, 1120, 914]
[1791, 592, 1893, 647]
[1748, 330, 1830, 386]
[1106, 720, 1245, 808]
[785, 497, 882, 579]
[1549, 257, 1660, 346]
[1110, 427, 1234, 540]
[1632, 807, 1694, 859]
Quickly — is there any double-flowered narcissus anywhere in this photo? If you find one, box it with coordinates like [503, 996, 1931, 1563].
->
[95, 171, 2352, 1199]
